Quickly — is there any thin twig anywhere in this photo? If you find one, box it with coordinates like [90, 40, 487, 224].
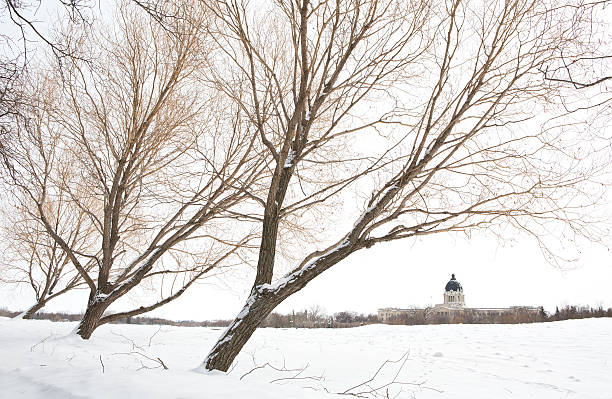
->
[157, 357, 169, 370]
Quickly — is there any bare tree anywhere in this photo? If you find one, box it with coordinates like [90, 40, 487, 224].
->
[0, 0, 185, 176]
[0, 1, 97, 176]
[199, 0, 612, 371]
[1, 1, 94, 53]
[1, 71, 99, 317]
[0, 55, 21, 175]
[8, 2, 266, 338]
[1, 188, 98, 319]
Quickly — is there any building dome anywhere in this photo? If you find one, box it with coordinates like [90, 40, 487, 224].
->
[444, 274, 463, 292]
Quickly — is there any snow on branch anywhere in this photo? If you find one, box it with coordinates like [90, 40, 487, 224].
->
[257, 237, 351, 295]
[283, 150, 295, 169]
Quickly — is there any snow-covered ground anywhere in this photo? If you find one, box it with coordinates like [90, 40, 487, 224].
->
[1, 317, 611, 398]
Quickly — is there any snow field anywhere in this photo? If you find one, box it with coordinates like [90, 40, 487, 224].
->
[0, 317, 611, 398]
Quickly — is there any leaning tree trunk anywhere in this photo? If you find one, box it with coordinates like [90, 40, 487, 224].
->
[20, 300, 47, 319]
[202, 239, 359, 371]
[200, 289, 282, 372]
[201, 237, 364, 371]
[76, 299, 112, 339]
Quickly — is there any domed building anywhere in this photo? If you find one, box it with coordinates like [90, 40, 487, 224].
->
[442, 274, 464, 307]
[377, 273, 540, 323]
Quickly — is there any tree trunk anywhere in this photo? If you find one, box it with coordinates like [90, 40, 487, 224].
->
[20, 300, 46, 319]
[76, 300, 111, 339]
[201, 289, 280, 372]
[202, 240, 358, 372]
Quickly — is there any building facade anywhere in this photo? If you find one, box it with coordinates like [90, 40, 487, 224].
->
[378, 274, 540, 323]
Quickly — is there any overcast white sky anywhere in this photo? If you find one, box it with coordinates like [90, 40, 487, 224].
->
[1, 1, 611, 321]
[3, 228, 612, 320]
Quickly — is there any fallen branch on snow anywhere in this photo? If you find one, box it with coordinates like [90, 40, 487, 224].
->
[337, 351, 443, 398]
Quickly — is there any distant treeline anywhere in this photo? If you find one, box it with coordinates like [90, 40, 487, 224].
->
[382, 305, 612, 326]
[261, 309, 378, 328]
[1, 305, 611, 328]
[0, 308, 231, 327]
[384, 307, 545, 325]
[548, 305, 612, 321]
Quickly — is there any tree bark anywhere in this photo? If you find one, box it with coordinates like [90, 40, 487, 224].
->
[76, 299, 111, 339]
[202, 239, 360, 371]
[201, 289, 281, 372]
[20, 300, 46, 319]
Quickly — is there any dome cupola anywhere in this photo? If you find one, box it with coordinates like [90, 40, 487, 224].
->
[445, 273, 463, 292]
